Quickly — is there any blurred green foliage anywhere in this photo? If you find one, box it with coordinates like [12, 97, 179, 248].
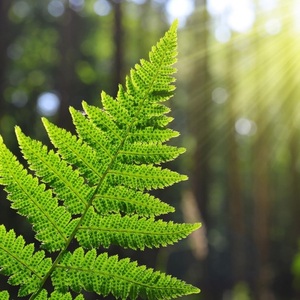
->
[2, 0, 300, 299]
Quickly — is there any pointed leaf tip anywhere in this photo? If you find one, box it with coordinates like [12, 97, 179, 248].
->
[194, 222, 202, 230]
[192, 287, 201, 294]
[14, 126, 22, 137]
[182, 174, 188, 181]
[171, 19, 179, 30]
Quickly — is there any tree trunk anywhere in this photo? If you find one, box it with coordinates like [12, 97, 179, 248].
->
[187, 0, 211, 228]
[226, 36, 246, 284]
[284, 25, 300, 299]
[186, 1, 214, 298]
[110, 0, 124, 96]
[253, 129, 272, 299]
[0, 0, 12, 118]
[252, 26, 272, 300]
[55, 8, 85, 131]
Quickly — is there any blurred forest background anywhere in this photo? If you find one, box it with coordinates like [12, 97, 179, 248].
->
[1, 0, 300, 299]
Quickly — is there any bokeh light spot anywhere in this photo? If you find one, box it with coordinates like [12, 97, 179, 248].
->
[165, 0, 194, 26]
[207, 0, 229, 15]
[129, 0, 147, 4]
[260, 0, 277, 11]
[37, 92, 60, 116]
[228, 3, 255, 32]
[235, 118, 257, 136]
[94, 0, 111, 16]
[12, 1, 30, 19]
[214, 27, 231, 43]
[212, 87, 228, 104]
[69, 0, 85, 11]
[48, 0, 65, 17]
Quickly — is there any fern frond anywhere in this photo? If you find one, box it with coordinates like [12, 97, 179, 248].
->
[0, 21, 201, 299]
[76, 207, 201, 250]
[69, 107, 118, 159]
[0, 137, 77, 251]
[41, 119, 175, 217]
[0, 225, 52, 296]
[82, 100, 180, 143]
[69, 106, 184, 165]
[127, 127, 180, 143]
[107, 164, 187, 190]
[52, 248, 200, 300]
[118, 142, 185, 164]
[15, 127, 92, 214]
[42, 118, 104, 186]
[81, 101, 123, 139]
[93, 183, 174, 217]
[69, 102, 186, 188]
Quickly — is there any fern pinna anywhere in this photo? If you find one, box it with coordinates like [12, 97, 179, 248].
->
[0, 21, 201, 300]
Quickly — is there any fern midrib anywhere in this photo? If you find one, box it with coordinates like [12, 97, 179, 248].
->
[55, 264, 189, 292]
[119, 149, 167, 156]
[95, 194, 153, 210]
[30, 43, 170, 299]
[91, 47, 170, 204]
[108, 169, 162, 178]
[78, 226, 191, 236]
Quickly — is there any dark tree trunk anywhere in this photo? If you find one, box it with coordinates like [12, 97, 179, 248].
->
[252, 126, 272, 300]
[226, 36, 246, 284]
[187, 0, 211, 228]
[284, 24, 300, 299]
[186, 1, 214, 298]
[56, 8, 84, 132]
[252, 24, 272, 300]
[0, 0, 12, 118]
[111, 0, 124, 96]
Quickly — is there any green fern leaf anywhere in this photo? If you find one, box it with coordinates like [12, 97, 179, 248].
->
[0, 225, 52, 296]
[0, 21, 201, 299]
[69, 107, 118, 160]
[106, 163, 187, 190]
[15, 127, 93, 214]
[76, 207, 201, 250]
[69, 107, 185, 165]
[118, 142, 185, 164]
[80, 100, 124, 143]
[52, 248, 200, 300]
[42, 118, 104, 185]
[93, 183, 174, 217]
[41, 119, 175, 217]
[82, 101, 180, 143]
[0, 137, 77, 252]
